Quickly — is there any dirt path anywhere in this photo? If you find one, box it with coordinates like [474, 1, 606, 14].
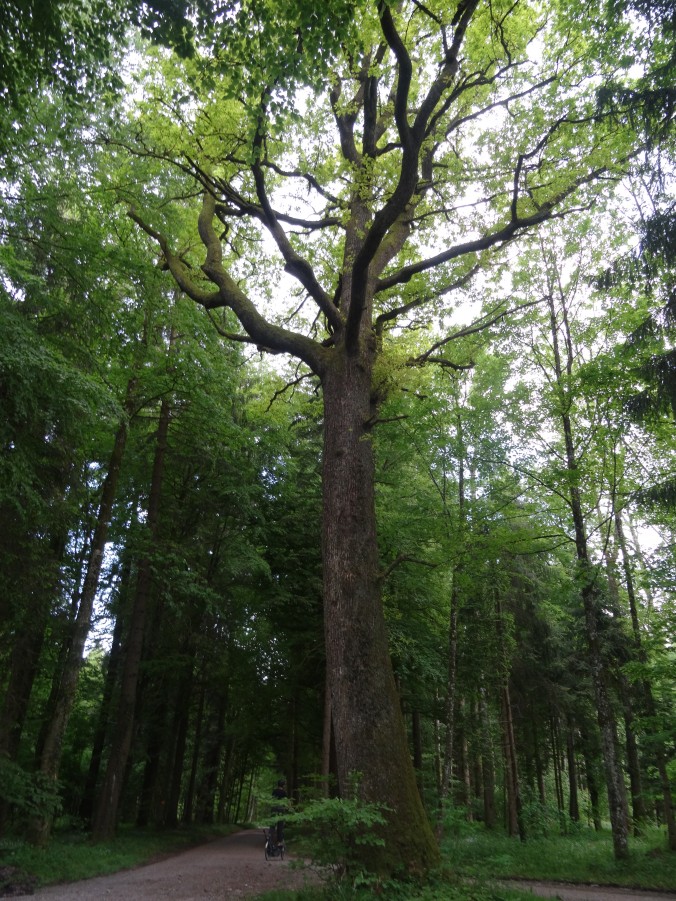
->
[12, 831, 676, 900]
[26, 830, 319, 900]
[500, 879, 676, 901]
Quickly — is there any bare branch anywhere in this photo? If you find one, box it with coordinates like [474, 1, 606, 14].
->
[378, 2, 414, 153]
[412, 297, 543, 365]
[262, 159, 341, 208]
[375, 263, 481, 337]
[346, 1, 482, 350]
[379, 553, 439, 583]
[265, 371, 317, 411]
[418, 356, 474, 370]
[205, 309, 262, 345]
[376, 152, 621, 295]
[413, 0, 480, 142]
[330, 73, 359, 163]
[250, 109, 343, 333]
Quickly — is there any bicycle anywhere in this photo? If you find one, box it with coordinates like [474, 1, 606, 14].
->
[264, 824, 285, 860]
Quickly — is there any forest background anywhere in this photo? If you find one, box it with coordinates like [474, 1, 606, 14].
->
[0, 0, 675, 892]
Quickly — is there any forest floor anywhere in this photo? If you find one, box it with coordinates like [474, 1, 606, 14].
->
[9, 830, 676, 900]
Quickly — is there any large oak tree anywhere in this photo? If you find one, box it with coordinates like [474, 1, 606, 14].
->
[120, 0, 644, 872]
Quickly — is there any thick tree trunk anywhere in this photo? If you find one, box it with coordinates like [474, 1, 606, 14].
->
[321, 351, 438, 873]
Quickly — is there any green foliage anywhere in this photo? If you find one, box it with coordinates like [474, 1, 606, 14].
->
[0, 0, 129, 163]
[2, 0, 676, 877]
[439, 806, 482, 841]
[287, 794, 389, 885]
[0, 756, 62, 825]
[250, 886, 543, 901]
[518, 790, 584, 839]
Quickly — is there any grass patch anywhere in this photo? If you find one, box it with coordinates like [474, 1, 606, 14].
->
[0, 823, 240, 888]
[256, 882, 550, 900]
[440, 823, 676, 890]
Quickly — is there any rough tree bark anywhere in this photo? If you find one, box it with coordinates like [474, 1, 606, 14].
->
[321, 349, 439, 872]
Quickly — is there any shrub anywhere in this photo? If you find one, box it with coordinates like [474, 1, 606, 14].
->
[0, 756, 62, 828]
[287, 795, 389, 886]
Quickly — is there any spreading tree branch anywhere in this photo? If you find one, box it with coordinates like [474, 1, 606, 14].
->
[129, 197, 329, 374]
[376, 155, 617, 295]
[250, 100, 343, 333]
[412, 298, 543, 365]
[379, 553, 440, 583]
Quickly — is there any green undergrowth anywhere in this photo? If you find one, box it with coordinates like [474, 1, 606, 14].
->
[0, 822, 240, 888]
[256, 882, 549, 901]
[440, 822, 676, 891]
[258, 820, 676, 901]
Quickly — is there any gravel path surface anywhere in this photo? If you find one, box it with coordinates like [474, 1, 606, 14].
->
[26, 830, 318, 900]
